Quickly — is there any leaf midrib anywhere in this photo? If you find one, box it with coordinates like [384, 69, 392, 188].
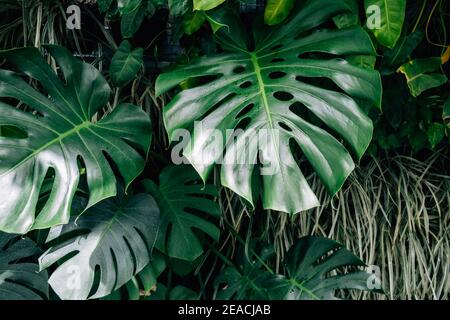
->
[0, 121, 91, 178]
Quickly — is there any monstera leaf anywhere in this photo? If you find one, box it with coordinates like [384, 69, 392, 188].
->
[215, 236, 381, 300]
[144, 165, 220, 261]
[0, 46, 151, 234]
[0, 232, 48, 300]
[39, 193, 160, 300]
[104, 251, 167, 300]
[270, 236, 381, 299]
[156, 0, 381, 214]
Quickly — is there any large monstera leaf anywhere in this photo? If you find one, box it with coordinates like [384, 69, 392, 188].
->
[144, 165, 220, 261]
[156, 0, 381, 214]
[39, 193, 160, 300]
[0, 46, 151, 234]
[271, 236, 381, 299]
[215, 236, 381, 300]
[0, 232, 48, 300]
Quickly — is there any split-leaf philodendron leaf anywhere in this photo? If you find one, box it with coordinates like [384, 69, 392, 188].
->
[0, 46, 152, 234]
[215, 236, 382, 300]
[156, 0, 381, 214]
[144, 165, 220, 261]
[39, 193, 160, 300]
[0, 232, 49, 300]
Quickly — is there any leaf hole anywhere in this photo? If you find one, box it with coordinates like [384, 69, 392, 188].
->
[235, 103, 254, 119]
[273, 91, 294, 102]
[233, 66, 246, 74]
[239, 81, 252, 89]
[268, 71, 287, 79]
[0, 125, 28, 139]
[278, 122, 293, 132]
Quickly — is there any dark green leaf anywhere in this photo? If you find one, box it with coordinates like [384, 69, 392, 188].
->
[118, 0, 142, 14]
[427, 123, 445, 149]
[215, 236, 381, 300]
[103, 251, 167, 300]
[183, 11, 206, 35]
[144, 165, 220, 261]
[0, 232, 48, 300]
[382, 30, 424, 74]
[0, 46, 151, 234]
[156, 0, 381, 215]
[110, 41, 144, 87]
[169, 0, 190, 17]
[97, 0, 114, 12]
[39, 193, 160, 300]
[121, 2, 147, 38]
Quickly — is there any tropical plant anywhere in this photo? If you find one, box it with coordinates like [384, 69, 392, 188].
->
[0, 0, 447, 302]
[215, 236, 380, 300]
[0, 45, 152, 234]
[156, 0, 381, 214]
[0, 233, 48, 300]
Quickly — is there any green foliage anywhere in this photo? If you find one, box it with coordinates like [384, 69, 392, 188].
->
[144, 165, 220, 261]
[0, 0, 447, 301]
[193, 0, 225, 11]
[110, 41, 144, 87]
[0, 46, 151, 234]
[398, 58, 448, 97]
[39, 193, 160, 300]
[365, 0, 406, 48]
[215, 236, 381, 300]
[156, 0, 381, 215]
[264, 0, 294, 26]
[0, 232, 48, 300]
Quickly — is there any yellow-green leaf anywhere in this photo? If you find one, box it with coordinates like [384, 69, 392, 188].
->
[264, 0, 295, 26]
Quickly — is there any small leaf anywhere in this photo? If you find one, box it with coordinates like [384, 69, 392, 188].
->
[193, 0, 225, 11]
[110, 41, 144, 87]
[398, 58, 448, 97]
[183, 10, 206, 35]
[204, 11, 229, 33]
[365, 0, 406, 48]
[264, 0, 294, 26]
[427, 123, 445, 149]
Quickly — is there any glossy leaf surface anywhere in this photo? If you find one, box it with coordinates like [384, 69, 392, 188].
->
[0, 46, 151, 234]
[156, 0, 381, 214]
[39, 193, 160, 300]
